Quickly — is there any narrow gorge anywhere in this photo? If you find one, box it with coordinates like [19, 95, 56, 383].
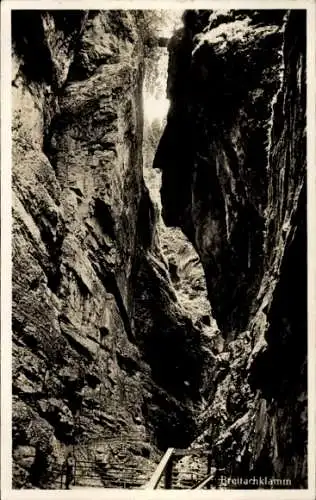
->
[11, 8, 307, 490]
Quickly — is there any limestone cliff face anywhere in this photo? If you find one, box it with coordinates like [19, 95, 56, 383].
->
[12, 10, 207, 488]
[155, 10, 307, 486]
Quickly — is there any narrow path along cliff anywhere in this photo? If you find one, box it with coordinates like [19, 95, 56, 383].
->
[11, 9, 307, 490]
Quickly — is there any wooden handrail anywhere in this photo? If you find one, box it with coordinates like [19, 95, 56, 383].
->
[191, 468, 225, 490]
[142, 447, 174, 489]
[191, 473, 214, 490]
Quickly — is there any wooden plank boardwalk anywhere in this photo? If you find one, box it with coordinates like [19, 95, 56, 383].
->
[58, 446, 217, 490]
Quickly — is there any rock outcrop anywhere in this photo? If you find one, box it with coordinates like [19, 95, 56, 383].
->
[12, 10, 208, 488]
[155, 9, 307, 487]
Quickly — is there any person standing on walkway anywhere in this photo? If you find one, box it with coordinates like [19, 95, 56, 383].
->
[64, 452, 75, 489]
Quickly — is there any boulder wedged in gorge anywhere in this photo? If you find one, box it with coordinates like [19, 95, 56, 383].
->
[12, 10, 209, 488]
[155, 9, 307, 487]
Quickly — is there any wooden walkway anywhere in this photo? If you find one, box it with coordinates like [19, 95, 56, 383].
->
[143, 447, 215, 490]
[58, 446, 218, 489]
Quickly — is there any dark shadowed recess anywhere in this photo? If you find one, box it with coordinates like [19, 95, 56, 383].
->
[144, 390, 197, 450]
[131, 248, 205, 448]
[130, 189, 206, 449]
[11, 10, 87, 86]
[247, 183, 307, 487]
[249, 182, 307, 403]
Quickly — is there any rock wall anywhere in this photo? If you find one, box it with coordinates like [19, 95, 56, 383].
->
[11, 10, 208, 488]
[155, 9, 307, 487]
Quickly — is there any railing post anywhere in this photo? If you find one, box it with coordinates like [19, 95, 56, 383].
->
[164, 455, 173, 489]
[206, 454, 212, 489]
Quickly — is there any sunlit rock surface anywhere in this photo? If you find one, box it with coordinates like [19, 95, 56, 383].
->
[155, 9, 307, 487]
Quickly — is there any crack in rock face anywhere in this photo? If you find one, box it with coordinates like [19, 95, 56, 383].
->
[11, 7, 307, 490]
